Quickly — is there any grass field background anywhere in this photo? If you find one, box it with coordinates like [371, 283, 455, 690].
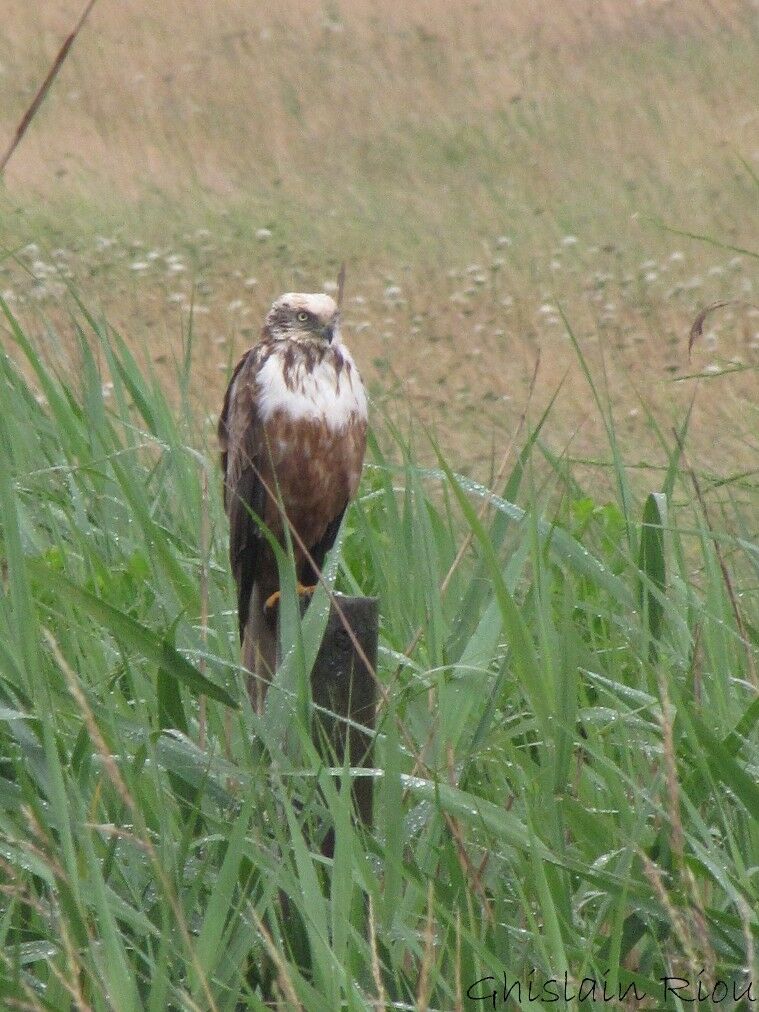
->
[0, 2, 757, 1009]
[1, 0, 758, 474]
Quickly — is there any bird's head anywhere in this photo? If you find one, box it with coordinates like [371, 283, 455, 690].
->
[264, 293, 341, 345]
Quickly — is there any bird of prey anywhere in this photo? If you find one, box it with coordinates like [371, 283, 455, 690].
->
[218, 292, 368, 710]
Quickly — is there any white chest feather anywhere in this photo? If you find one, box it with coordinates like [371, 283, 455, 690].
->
[255, 344, 368, 429]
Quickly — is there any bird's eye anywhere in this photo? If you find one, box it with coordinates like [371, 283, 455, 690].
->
[297, 311, 309, 322]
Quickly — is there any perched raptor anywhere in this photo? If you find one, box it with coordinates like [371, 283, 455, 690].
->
[218, 292, 368, 709]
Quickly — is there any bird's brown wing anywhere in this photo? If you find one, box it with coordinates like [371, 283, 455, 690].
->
[301, 505, 347, 587]
[218, 348, 268, 643]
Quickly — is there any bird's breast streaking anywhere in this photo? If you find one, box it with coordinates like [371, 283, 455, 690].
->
[255, 342, 368, 429]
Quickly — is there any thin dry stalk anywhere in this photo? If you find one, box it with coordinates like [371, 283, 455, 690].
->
[0, 956, 48, 1012]
[21, 805, 68, 882]
[639, 849, 700, 978]
[658, 676, 717, 976]
[0, 881, 51, 922]
[454, 907, 463, 1012]
[687, 300, 759, 358]
[682, 865, 716, 981]
[199, 467, 209, 750]
[440, 744, 492, 918]
[249, 906, 304, 1011]
[416, 879, 436, 1012]
[43, 631, 134, 814]
[224, 709, 234, 774]
[52, 916, 93, 1012]
[690, 621, 703, 706]
[336, 262, 346, 311]
[657, 676, 685, 869]
[368, 893, 388, 1010]
[442, 811, 492, 923]
[82, 823, 151, 850]
[0, 0, 99, 175]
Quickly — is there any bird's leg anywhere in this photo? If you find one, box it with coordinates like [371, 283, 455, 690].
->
[264, 583, 318, 614]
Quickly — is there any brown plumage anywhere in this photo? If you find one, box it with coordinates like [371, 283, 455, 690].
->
[218, 292, 368, 709]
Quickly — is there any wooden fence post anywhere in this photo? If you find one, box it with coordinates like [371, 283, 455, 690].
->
[308, 594, 377, 851]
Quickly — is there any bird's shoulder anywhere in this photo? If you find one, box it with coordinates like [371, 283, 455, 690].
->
[218, 343, 275, 449]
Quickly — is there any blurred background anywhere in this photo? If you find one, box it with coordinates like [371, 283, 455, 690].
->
[1, 0, 757, 479]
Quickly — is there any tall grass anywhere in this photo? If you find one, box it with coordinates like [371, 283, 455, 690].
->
[0, 296, 757, 1009]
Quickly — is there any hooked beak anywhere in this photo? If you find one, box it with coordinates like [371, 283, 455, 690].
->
[321, 319, 338, 343]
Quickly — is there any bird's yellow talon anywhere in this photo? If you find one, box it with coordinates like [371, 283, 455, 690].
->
[264, 584, 316, 614]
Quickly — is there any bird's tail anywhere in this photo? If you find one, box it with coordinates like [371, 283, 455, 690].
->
[242, 585, 277, 713]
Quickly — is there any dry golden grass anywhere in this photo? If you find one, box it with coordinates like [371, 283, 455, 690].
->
[0, 0, 757, 483]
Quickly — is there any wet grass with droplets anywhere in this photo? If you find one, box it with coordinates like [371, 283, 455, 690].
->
[0, 295, 756, 1008]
